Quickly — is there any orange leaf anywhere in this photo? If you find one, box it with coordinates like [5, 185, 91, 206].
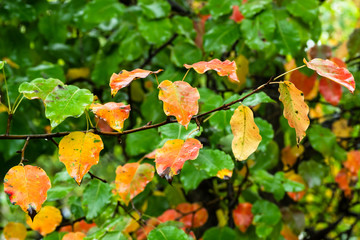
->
[3, 222, 27, 240]
[158, 80, 200, 128]
[59, 220, 96, 234]
[115, 162, 154, 205]
[232, 202, 253, 233]
[155, 138, 202, 182]
[335, 168, 352, 197]
[158, 209, 181, 222]
[3, 165, 51, 220]
[176, 203, 208, 228]
[304, 58, 355, 93]
[216, 169, 233, 180]
[281, 145, 304, 169]
[230, 105, 262, 161]
[26, 206, 62, 236]
[59, 132, 104, 185]
[344, 151, 360, 177]
[279, 81, 310, 145]
[184, 59, 239, 83]
[90, 102, 130, 132]
[319, 77, 342, 106]
[110, 69, 162, 96]
[289, 70, 317, 99]
[229, 5, 245, 23]
[286, 173, 306, 201]
[281, 224, 299, 240]
[62, 232, 86, 240]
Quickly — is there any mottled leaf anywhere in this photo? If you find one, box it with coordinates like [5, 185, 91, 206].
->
[230, 105, 262, 161]
[26, 206, 62, 236]
[158, 80, 200, 128]
[59, 132, 104, 185]
[233, 202, 253, 233]
[4, 165, 51, 219]
[3, 222, 27, 240]
[18, 78, 64, 101]
[110, 69, 162, 96]
[278, 81, 310, 145]
[115, 162, 154, 205]
[90, 102, 130, 132]
[184, 59, 239, 83]
[304, 58, 355, 93]
[155, 138, 203, 182]
[45, 85, 93, 129]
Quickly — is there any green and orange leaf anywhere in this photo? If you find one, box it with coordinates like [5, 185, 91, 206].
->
[304, 58, 355, 93]
[230, 105, 262, 161]
[110, 69, 163, 96]
[184, 59, 239, 83]
[279, 81, 310, 145]
[114, 162, 154, 205]
[3, 165, 51, 220]
[59, 132, 104, 185]
[232, 202, 253, 233]
[155, 138, 203, 182]
[158, 80, 200, 128]
[26, 206, 62, 236]
[286, 173, 306, 201]
[90, 102, 130, 132]
[3, 222, 27, 240]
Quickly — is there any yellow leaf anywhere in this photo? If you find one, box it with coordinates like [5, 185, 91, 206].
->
[235, 55, 249, 84]
[279, 81, 310, 145]
[4, 222, 27, 240]
[26, 206, 62, 236]
[0, 103, 8, 113]
[332, 118, 352, 138]
[281, 145, 304, 169]
[216, 169, 233, 180]
[66, 67, 90, 80]
[59, 132, 104, 185]
[230, 105, 262, 161]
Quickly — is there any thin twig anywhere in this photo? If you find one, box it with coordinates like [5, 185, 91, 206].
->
[5, 113, 12, 135]
[19, 137, 30, 165]
[88, 172, 107, 183]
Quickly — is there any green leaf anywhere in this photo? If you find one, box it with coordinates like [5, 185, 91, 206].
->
[348, 29, 360, 58]
[241, 91, 275, 107]
[126, 128, 161, 156]
[139, 0, 171, 19]
[307, 125, 336, 157]
[92, 50, 123, 86]
[141, 90, 166, 123]
[148, 226, 190, 240]
[101, 231, 128, 240]
[119, 31, 147, 62]
[83, 0, 125, 25]
[18, 78, 64, 101]
[27, 63, 66, 82]
[252, 141, 279, 171]
[203, 226, 237, 240]
[172, 16, 196, 40]
[204, 21, 240, 54]
[198, 88, 223, 113]
[253, 170, 285, 201]
[239, 0, 272, 18]
[192, 149, 234, 176]
[0, 61, 4, 69]
[43, 231, 66, 240]
[47, 186, 74, 201]
[254, 118, 274, 152]
[298, 160, 328, 188]
[180, 161, 210, 193]
[44, 85, 93, 129]
[158, 123, 201, 144]
[275, 172, 305, 192]
[208, 0, 234, 19]
[252, 200, 281, 238]
[38, 14, 67, 43]
[284, 0, 319, 23]
[138, 17, 173, 45]
[171, 42, 202, 67]
[83, 180, 112, 220]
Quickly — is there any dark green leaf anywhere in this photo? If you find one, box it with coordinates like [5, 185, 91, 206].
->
[126, 128, 161, 156]
[192, 149, 234, 176]
[158, 123, 201, 144]
[208, 0, 234, 19]
[27, 63, 66, 82]
[203, 226, 237, 240]
[139, 0, 171, 19]
[254, 118, 274, 152]
[119, 31, 147, 61]
[348, 29, 360, 58]
[253, 170, 285, 201]
[284, 0, 319, 23]
[82, 0, 125, 25]
[138, 17, 173, 45]
[239, 0, 272, 18]
[252, 141, 279, 171]
[204, 21, 240, 54]
[252, 200, 281, 238]
[180, 161, 210, 193]
[171, 42, 202, 67]
[47, 186, 74, 201]
[83, 180, 112, 220]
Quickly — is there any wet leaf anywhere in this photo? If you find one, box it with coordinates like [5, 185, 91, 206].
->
[176, 202, 208, 228]
[184, 59, 239, 83]
[155, 138, 202, 182]
[110, 69, 162, 96]
[90, 102, 130, 132]
[232, 202, 253, 233]
[3, 222, 27, 240]
[319, 77, 342, 106]
[18, 78, 64, 102]
[279, 81, 310, 145]
[26, 206, 62, 236]
[4, 165, 51, 219]
[114, 162, 154, 205]
[230, 105, 262, 161]
[304, 58, 355, 93]
[59, 132, 104, 185]
[62, 232, 86, 240]
[158, 80, 200, 128]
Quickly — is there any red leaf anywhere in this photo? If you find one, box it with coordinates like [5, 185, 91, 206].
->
[344, 151, 360, 177]
[184, 59, 239, 83]
[229, 5, 244, 23]
[304, 58, 355, 93]
[319, 77, 342, 106]
[289, 70, 317, 98]
[155, 138, 202, 182]
[110, 69, 163, 96]
[176, 203, 208, 228]
[335, 168, 351, 197]
[232, 202, 253, 233]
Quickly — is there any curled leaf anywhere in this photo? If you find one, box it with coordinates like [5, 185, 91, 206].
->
[184, 59, 239, 83]
[158, 80, 200, 128]
[110, 69, 163, 96]
[155, 138, 203, 182]
[230, 105, 262, 161]
[304, 58, 355, 93]
[3, 165, 51, 220]
[26, 206, 62, 236]
[59, 132, 104, 185]
[90, 102, 130, 132]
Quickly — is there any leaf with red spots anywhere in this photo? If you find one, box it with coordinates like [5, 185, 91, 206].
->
[158, 80, 200, 128]
[155, 138, 203, 182]
[59, 132, 104, 185]
[26, 206, 62, 236]
[3, 165, 51, 220]
[232, 202, 253, 233]
[90, 102, 130, 132]
[289, 70, 317, 99]
[184, 59, 239, 83]
[279, 81, 310, 145]
[319, 77, 342, 106]
[304, 58, 355, 93]
[110, 69, 163, 96]
[230, 5, 245, 23]
[176, 202, 208, 228]
[114, 162, 154, 205]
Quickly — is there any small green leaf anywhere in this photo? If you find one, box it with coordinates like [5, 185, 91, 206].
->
[47, 186, 74, 201]
[239, 0, 272, 18]
[158, 123, 201, 144]
[83, 180, 112, 220]
[253, 170, 285, 201]
[192, 149, 234, 176]
[252, 141, 279, 171]
[126, 128, 161, 156]
[148, 226, 190, 240]
[82, 0, 125, 25]
[203, 226, 237, 240]
[119, 32, 147, 61]
[171, 42, 202, 67]
[254, 118, 274, 152]
[241, 91, 275, 107]
[180, 161, 210, 193]
[284, 0, 319, 23]
[18, 78, 64, 101]
[27, 63, 66, 82]
[138, 17, 173, 45]
[298, 160, 328, 188]
[252, 200, 281, 238]
[139, 0, 171, 19]
[308, 125, 336, 156]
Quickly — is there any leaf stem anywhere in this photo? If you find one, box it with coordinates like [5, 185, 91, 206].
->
[182, 69, 190, 82]
[272, 65, 306, 81]
[12, 95, 24, 114]
[2, 66, 11, 112]
[19, 136, 30, 165]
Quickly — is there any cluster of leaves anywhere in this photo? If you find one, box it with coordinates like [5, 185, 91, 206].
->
[1, 0, 360, 240]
